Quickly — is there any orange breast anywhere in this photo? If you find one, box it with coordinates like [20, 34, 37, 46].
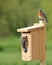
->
[38, 12, 42, 16]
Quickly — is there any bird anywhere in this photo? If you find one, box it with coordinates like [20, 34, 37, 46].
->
[38, 9, 48, 23]
[21, 37, 27, 53]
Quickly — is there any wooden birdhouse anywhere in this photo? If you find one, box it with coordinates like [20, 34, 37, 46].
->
[17, 23, 46, 61]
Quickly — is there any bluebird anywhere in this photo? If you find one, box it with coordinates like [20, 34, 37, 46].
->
[38, 9, 48, 23]
[21, 37, 27, 53]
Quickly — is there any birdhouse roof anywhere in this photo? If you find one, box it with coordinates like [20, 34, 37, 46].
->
[17, 23, 45, 32]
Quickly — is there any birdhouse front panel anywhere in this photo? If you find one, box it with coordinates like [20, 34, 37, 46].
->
[21, 32, 32, 61]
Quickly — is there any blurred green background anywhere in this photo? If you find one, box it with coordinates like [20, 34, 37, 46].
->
[0, 0, 52, 65]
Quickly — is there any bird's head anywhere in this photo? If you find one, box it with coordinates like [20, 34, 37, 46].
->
[39, 9, 42, 12]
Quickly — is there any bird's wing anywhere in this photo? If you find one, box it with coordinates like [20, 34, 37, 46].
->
[42, 12, 47, 18]
[42, 12, 48, 22]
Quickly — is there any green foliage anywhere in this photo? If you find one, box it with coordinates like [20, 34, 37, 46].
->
[0, 35, 52, 65]
[0, 0, 52, 37]
[0, 36, 21, 52]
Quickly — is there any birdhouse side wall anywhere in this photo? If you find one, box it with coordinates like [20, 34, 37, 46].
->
[31, 26, 46, 60]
